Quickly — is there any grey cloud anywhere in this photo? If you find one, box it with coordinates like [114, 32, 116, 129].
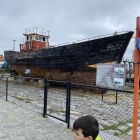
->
[0, 0, 139, 60]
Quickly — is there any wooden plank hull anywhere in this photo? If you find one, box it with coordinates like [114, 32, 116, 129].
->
[11, 65, 97, 85]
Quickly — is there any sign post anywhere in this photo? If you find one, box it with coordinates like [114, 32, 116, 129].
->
[133, 17, 140, 140]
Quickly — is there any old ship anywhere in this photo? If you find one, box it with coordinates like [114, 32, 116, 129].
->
[4, 27, 133, 84]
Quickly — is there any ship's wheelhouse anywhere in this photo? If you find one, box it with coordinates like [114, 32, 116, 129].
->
[20, 27, 50, 52]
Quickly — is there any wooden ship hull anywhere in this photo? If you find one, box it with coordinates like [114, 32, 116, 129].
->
[4, 28, 134, 85]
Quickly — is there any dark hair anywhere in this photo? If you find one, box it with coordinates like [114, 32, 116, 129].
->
[73, 115, 99, 140]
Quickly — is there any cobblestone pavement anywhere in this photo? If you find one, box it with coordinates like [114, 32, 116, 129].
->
[0, 98, 123, 140]
[0, 99, 73, 140]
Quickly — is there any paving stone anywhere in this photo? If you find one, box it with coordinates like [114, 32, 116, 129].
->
[0, 131, 8, 138]
[0, 98, 123, 140]
[118, 125, 128, 131]
[0, 99, 73, 140]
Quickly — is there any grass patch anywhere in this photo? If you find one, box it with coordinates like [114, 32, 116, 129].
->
[13, 95, 34, 103]
[114, 131, 121, 136]
[48, 108, 65, 114]
[101, 118, 133, 136]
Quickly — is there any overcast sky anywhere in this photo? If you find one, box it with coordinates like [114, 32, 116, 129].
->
[0, 0, 139, 60]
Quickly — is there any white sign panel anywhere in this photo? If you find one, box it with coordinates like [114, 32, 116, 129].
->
[96, 64, 126, 89]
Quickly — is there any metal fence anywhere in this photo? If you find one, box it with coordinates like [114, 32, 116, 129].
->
[70, 88, 134, 140]
[43, 79, 71, 128]
[43, 79, 135, 139]
[0, 74, 138, 140]
[0, 75, 45, 114]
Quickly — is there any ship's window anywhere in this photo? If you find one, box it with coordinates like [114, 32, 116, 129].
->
[43, 37, 46, 41]
[35, 35, 46, 41]
[35, 35, 38, 40]
[39, 36, 42, 41]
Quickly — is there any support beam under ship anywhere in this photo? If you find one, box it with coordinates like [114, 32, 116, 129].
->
[4, 27, 134, 85]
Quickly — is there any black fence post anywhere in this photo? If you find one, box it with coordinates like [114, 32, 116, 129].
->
[66, 82, 68, 123]
[6, 76, 8, 101]
[66, 81, 71, 128]
[116, 91, 118, 104]
[102, 90, 104, 101]
[43, 78, 48, 117]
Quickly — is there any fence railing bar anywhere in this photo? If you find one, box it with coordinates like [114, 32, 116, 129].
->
[10, 75, 43, 81]
[47, 80, 67, 85]
[71, 83, 134, 93]
[46, 113, 66, 122]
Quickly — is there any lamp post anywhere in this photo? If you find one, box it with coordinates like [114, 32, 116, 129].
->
[13, 40, 16, 51]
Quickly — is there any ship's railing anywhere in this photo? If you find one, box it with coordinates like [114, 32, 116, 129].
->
[25, 27, 50, 36]
[54, 30, 132, 47]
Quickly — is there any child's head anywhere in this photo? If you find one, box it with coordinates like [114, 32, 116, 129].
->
[73, 115, 99, 140]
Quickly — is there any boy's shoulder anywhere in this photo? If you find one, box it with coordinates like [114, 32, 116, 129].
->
[95, 136, 102, 140]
